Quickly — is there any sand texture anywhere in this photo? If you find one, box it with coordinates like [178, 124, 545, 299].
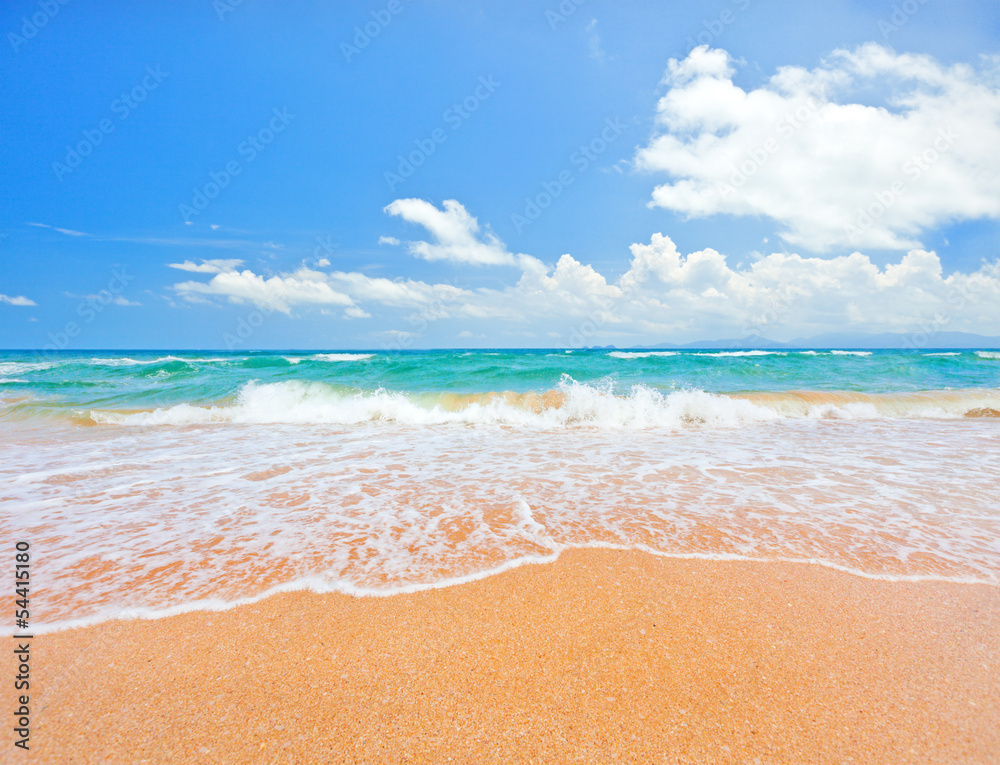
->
[20, 549, 1000, 763]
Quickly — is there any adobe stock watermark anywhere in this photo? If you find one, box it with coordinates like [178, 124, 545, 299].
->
[879, 0, 930, 44]
[843, 126, 956, 242]
[223, 298, 282, 350]
[341, 0, 411, 64]
[716, 99, 818, 199]
[179, 107, 295, 222]
[381, 278, 469, 352]
[52, 66, 169, 182]
[902, 269, 993, 350]
[40, 268, 135, 354]
[683, 0, 751, 54]
[546, 0, 586, 30]
[511, 116, 626, 234]
[313, 235, 337, 264]
[739, 285, 801, 344]
[384, 75, 501, 192]
[7, 0, 71, 53]
[213, 0, 245, 21]
[564, 267, 651, 349]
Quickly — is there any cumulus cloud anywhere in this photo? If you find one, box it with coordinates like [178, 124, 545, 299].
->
[468, 234, 1000, 342]
[173, 269, 354, 313]
[168, 259, 245, 274]
[171, 261, 474, 317]
[635, 44, 1000, 251]
[373, 202, 1000, 340]
[0, 293, 36, 306]
[169, 198, 1000, 343]
[383, 199, 521, 266]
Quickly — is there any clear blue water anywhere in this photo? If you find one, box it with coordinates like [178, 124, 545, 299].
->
[1, 348, 998, 420]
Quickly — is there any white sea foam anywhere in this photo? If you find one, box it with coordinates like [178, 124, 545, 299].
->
[692, 350, 787, 357]
[89, 379, 782, 430]
[830, 350, 873, 356]
[608, 351, 679, 359]
[310, 353, 374, 362]
[975, 351, 1000, 360]
[806, 402, 883, 419]
[0, 361, 54, 375]
[86, 356, 231, 366]
[87, 356, 177, 366]
[925, 352, 961, 357]
[87, 380, 1000, 430]
[8, 416, 999, 632]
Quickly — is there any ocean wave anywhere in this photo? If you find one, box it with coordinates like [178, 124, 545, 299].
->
[85, 356, 232, 366]
[310, 353, 375, 362]
[87, 380, 1000, 429]
[86, 357, 173, 366]
[608, 351, 679, 359]
[692, 351, 787, 357]
[925, 352, 961, 357]
[0, 361, 54, 375]
[90, 379, 778, 429]
[975, 351, 1000, 360]
[830, 350, 873, 357]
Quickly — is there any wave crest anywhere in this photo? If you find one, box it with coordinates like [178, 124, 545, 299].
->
[87, 380, 1000, 429]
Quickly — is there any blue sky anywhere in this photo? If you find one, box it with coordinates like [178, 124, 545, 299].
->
[2, 0, 999, 349]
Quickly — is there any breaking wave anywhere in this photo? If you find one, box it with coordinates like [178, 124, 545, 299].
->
[88, 380, 1000, 429]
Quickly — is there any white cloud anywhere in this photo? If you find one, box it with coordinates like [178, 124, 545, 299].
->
[635, 44, 1000, 251]
[82, 294, 140, 306]
[171, 263, 472, 317]
[173, 269, 354, 313]
[168, 197, 1000, 343]
[168, 259, 244, 274]
[586, 19, 608, 65]
[383, 199, 520, 266]
[465, 233, 1000, 342]
[382, 329, 419, 339]
[0, 293, 36, 306]
[326, 270, 472, 309]
[27, 222, 88, 236]
[377, 201, 1000, 340]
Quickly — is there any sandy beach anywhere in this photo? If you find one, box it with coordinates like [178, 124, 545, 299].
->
[19, 548, 999, 764]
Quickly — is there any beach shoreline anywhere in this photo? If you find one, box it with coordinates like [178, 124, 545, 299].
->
[21, 549, 1000, 764]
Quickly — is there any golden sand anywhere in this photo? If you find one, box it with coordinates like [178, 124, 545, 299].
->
[21, 549, 1000, 763]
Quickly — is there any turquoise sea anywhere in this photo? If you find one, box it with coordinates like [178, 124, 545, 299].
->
[2, 348, 1000, 418]
[2, 348, 999, 630]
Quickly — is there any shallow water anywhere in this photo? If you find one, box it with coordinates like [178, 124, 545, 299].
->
[2, 348, 998, 630]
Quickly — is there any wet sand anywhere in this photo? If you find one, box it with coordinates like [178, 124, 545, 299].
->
[24, 549, 1000, 763]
